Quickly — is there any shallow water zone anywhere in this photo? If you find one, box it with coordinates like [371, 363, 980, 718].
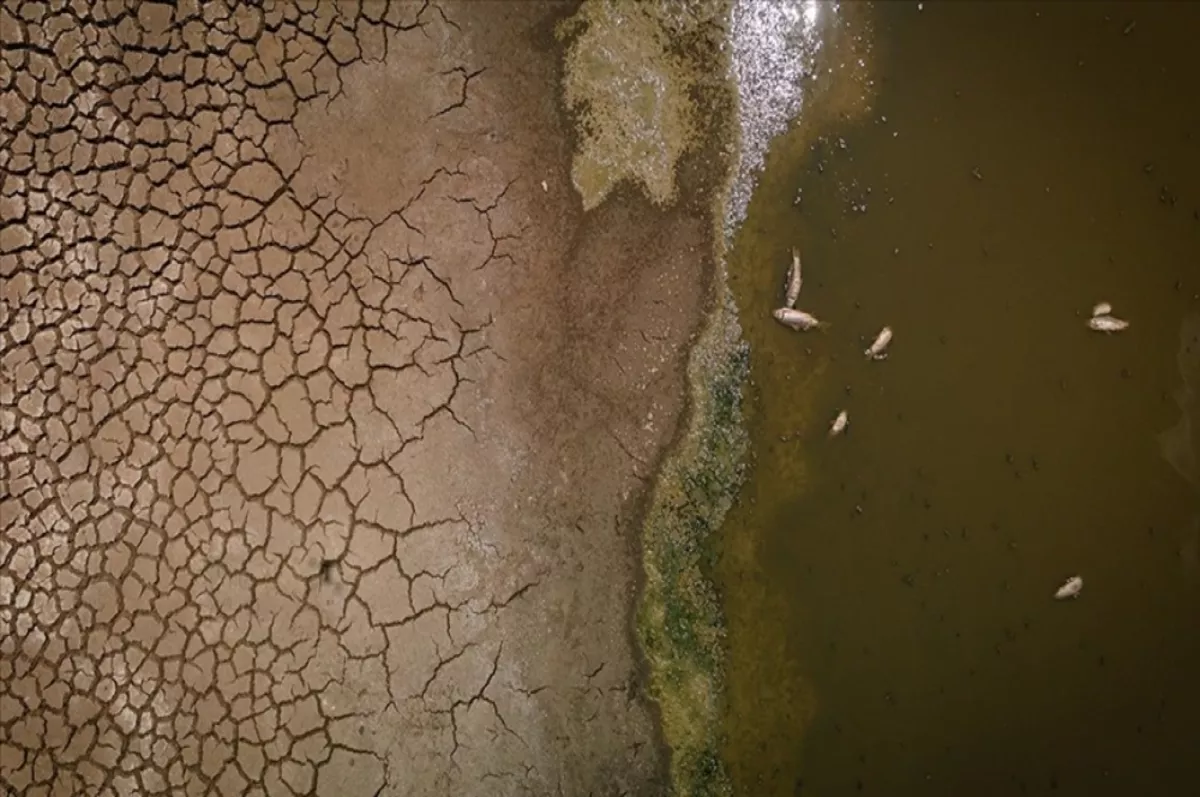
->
[718, 2, 1200, 795]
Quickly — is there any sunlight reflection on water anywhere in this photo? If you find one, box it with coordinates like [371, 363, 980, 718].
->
[727, 0, 833, 234]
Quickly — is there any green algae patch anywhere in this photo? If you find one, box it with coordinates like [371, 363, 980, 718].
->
[636, 283, 748, 797]
[555, 1, 746, 792]
[557, 0, 724, 210]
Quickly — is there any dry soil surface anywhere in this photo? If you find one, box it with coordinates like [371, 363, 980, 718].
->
[0, 2, 715, 795]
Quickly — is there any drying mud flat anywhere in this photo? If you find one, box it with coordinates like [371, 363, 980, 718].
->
[0, 2, 747, 795]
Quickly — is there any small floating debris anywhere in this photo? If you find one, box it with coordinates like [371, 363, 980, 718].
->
[865, 326, 893, 359]
[784, 247, 803, 308]
[1088, 314, 1130, 333]
[1091, 301, 1113, 317]
[773, 307, 822, 331]
[829, 409, 849, 437]
[1055, 575, 1083, 600]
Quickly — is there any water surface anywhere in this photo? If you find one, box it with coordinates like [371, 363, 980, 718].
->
[719, 2, 1200, 794]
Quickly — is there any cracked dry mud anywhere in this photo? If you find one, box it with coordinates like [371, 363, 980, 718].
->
[1, 2, 715, 795]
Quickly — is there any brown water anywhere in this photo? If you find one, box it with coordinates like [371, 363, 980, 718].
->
[719, 2, 1200, 795]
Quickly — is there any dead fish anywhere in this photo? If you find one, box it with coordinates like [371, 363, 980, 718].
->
[773, 307, 822, 331]
[864, 326, 893, 359]
[1091, 301, 1112, 317]
[784, 247, 803, 308]
[1088, 315, 1129, 333]
[1054, 575, 1083, 600]
[829, 409, 849, 437]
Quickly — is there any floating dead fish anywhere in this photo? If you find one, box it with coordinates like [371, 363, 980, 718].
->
[829, 409, 849, 437]
[784, 247, 803, 308]
[865, 326, 893, 359]
[773, 307, 822, 331]
[1088, 314, 1129, 333]
[1054, 575, 1083, 600]
[1091, 301, 1112, 317]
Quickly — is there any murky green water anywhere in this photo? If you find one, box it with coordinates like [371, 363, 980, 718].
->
[719, 2, 1200, 795]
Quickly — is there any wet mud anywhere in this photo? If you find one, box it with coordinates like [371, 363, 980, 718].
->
[719, 2, 1200, 795]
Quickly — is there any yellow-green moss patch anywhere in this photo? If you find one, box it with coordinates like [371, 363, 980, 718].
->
[557, 0, 725, 210]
